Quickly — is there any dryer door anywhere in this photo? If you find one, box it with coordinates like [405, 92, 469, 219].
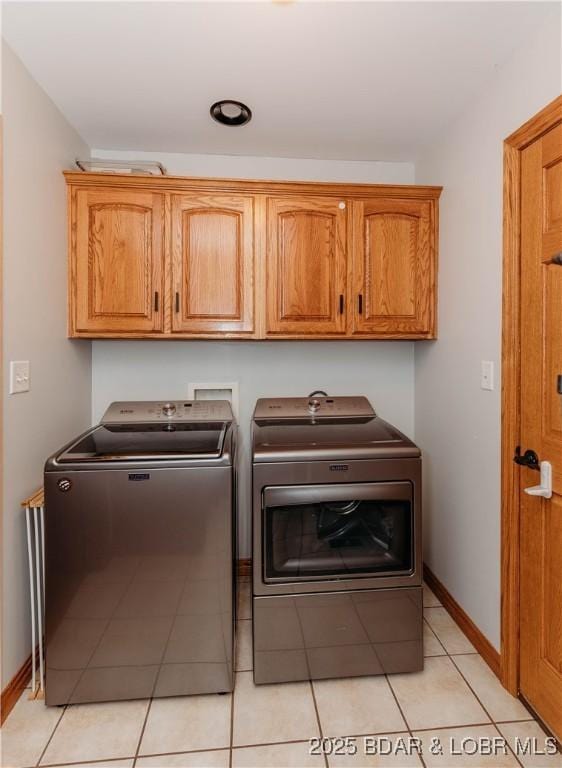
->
[262, 482, 414, 584]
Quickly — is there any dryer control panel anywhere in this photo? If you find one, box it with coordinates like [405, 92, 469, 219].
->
[253, 396, 375, 420]
[101, 400, 234, 423]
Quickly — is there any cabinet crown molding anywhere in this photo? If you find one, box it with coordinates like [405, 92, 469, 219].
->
[64, 170, 442, 200]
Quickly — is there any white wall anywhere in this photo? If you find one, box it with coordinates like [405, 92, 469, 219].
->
[414, 8, 562, 650]
[92, 143, 417, 558]
[2, 45, 92, 686]
[90, 149, 414, 184]
[93, 341, 415, 557]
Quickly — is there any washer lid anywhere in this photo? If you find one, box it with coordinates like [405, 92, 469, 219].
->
[57, 421, 229, 462]
[252, 414, 420, 462]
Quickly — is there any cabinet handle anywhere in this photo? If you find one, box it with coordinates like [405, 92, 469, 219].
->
[154, 291, 159, 312]
[358, 294, 363, 314]
[175, 292, 180, 313]
[339, 294, 344, 314]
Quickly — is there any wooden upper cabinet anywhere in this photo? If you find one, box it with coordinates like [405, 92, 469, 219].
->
[171, 193, 254, 334]
[266, 196, 347, 335]
[351, 198, 436, 336]
[72, 188, 164, 334]
[66, 173, 440, 339]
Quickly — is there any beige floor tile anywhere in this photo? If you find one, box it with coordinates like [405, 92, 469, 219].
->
[237, 582, 252, 620]
[313, 676, 406, 737]
[139, 694, 232, 755]
[236, 620, 253, 672]
[423, 585, 442, 608]
[232, 741, 324, 767]
[413, 725, 519, 767]
[452, 655, 529, 722]
[40, 699, 148, 765]
[1, 691, 63, 768]
[327, 733, 423, 767]
[424, 608, 476, 654]
[232, 671, 319, 746]
[137, 749, 230, 767]
[424, 621, 446, 657]
[388, 656, 489, 730]
[497, 721, 562, 768]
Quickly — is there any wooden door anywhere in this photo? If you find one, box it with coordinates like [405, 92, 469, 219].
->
[519, 121, 562, 738]
[266, 197, 347, 335]
[73, 188, 164, 334]
[171, 193, 254, 334]
[351, 199, 435, 336]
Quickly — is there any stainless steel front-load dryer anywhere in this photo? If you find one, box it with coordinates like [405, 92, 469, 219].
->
[44, 400, 236, 706]
[251, 395, 422, 684]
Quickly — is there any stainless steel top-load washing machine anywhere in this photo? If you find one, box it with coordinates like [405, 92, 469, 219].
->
[251, 394, 422, 684]
[44, 400, 236, 706]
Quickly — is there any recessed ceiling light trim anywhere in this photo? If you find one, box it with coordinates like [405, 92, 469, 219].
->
[210, 100, 252, 127]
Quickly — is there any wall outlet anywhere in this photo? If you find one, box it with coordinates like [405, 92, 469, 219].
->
[481, 360, 494, 391]
[10, 360, 30, 394]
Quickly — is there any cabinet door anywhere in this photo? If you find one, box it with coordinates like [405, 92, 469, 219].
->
[351, 199, 435, 336]
[171, 193, 254, 334]
[266, 197, 347, 335]
[73, 188, 164, 334]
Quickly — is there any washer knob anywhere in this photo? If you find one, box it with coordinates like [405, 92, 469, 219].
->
[162, 402, 176, 417]
[308, 398, 321, 414]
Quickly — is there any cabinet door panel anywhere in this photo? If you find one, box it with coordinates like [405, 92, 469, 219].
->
[352, 199, 435, 336]
[266, 197, 347, 335]
[73, 189, 164, 334]
[172, 194, 254, 333]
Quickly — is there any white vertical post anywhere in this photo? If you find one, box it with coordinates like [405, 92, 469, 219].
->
[25, 505, 37, 696]
[33, 506, 45, 694]
[39, 504, 46, 696]
[40, 505, 46, 591]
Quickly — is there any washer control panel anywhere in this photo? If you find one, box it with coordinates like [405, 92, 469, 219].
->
[253, 396, 375, 419]
[101, 400, 234, 424]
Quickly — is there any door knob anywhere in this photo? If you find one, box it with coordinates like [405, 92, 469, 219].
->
[524, 460, 552, 499]
[513, 447, 540, 471]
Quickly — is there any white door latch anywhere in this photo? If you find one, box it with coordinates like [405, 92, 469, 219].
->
[524, 460, 552, 499]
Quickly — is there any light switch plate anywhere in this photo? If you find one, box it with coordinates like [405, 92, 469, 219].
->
[10, 360, 30, 394]
[481, 360, 494, 391]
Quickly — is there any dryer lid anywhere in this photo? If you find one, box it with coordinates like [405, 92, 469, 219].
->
[252, 414, 420, 463]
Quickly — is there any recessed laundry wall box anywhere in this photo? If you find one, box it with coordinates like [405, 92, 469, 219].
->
[65, 172, 441, 340]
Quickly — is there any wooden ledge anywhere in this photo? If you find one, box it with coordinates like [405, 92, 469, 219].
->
[21, 487, 44, 508]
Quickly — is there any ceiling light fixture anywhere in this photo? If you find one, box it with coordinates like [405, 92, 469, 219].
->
[210, 100, 252, 127]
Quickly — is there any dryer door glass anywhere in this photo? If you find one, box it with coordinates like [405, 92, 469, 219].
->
[263, 482, 413, 582]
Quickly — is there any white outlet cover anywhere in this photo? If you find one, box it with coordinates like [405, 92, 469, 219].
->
[10, 360, 30, 394]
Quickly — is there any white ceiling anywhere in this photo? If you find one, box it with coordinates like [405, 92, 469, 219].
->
[3, 1, 558, 161]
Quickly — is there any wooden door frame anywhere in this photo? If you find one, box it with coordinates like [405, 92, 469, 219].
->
[501, 94, 562, 695]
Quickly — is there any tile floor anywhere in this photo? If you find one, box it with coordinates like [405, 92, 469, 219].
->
[2, 583, 560, 768]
